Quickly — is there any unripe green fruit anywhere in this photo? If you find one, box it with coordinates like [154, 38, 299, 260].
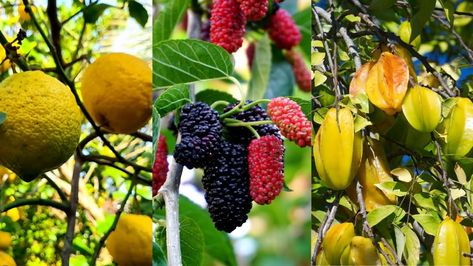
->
[402, 86, 442, 132]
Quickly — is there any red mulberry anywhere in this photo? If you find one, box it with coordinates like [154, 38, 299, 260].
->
[248, 135, 284, 204]
[210, 0, 246, 53]
[267, 97, 312, 147]
[152, 136, 168, 196]
[202, 141, 252, 232]
[246, 43, 255, 69]
[266, 9, 301, 50]
[237, 0, 268, 21]
[174, 102, 223, 169]
[285, 50, 311, 92]
[224, 101, 281, 145]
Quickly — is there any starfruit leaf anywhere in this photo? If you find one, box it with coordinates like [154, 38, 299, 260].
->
[247, 36, 272, 101]
[439, 0, 454, 26]
[0, 112, 6, 126]
[454, 163, 468, 185]
[313, 71, 327, 87]
[153, 40, 234, 88]
[401, 225, 420, 266]
[155, 84, 191, 117]
[312, 52, 325, 66]
[367, 205, 398, 227]
[390, 168, 413, 182]
[375, 181, 409, 197]
[313, 107, 329, 124]
[394, 226, 405, 259]
[410, 0, 436, 42]
[318, 85, 335, 107]
[128, 0, 148, 27]
[450, 188, 466, 200]
[354, 114, 372, 132]
[153, 0, 189, 44]
[412, 213, 440, 235]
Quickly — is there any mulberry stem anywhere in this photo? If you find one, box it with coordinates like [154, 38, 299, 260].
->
[210, 100, 230, 109]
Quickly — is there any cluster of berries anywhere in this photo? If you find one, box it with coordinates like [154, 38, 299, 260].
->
[210, 0, 301, 53]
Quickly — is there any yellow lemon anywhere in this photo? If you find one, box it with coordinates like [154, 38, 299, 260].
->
[0, 71, 82, 182]
[0, 251, 16, 266]
[81, 53, 152, 134]
[106, 214, 152, 266]
[0, 231, 12, 249]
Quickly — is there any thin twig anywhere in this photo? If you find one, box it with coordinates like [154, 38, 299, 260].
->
[311, 192, 341, 265]
[44, 175, 69, 202]
[90, 180, 136, 265]
[0, 198, 69, 213]
[432, 13, 473, 63]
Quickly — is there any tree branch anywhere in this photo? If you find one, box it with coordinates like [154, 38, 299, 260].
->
[0, 198, 68, 213]
[47, 0, 64, 66]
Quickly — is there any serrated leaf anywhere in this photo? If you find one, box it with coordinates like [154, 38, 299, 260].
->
[247, 36, 272, 101]
[155, 84, 191, 117]
[391, 167, 413, 182]
[83, 3, 112, 24]
[152, 104, 161, 158]
[180, 217, 204, 266]
[401, 225, 420, 266]
[0, 112, 6, 126]
[128, 0, 148, 27]
[410, 0, 436, 42]
[412, 213, 440, 235]
[153, 0, 190, 44]
[153, 39, 234, 88]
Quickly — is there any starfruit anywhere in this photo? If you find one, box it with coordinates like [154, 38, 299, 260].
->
[437, 97, 473, 159]
[339, 236, 380, 266]
[366, 52, 409, 115]
[378, 241, 396, 266]
[432, 217, 470, 265]
[402, 85, 442, 133]
[393, 44, 417, 82]
[316, 250, 330, 266]
[349, 62, 374, 97]
[322, 223, 356, 265]
[314, 108, 363, 190]
[347, 140, 397, 211]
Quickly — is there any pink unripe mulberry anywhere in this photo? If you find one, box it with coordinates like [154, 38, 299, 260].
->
[248, 135, 285, 205]
[266, 9, 301, 50]
[267, 97, 312, 147]
[210, 0, 246, 53]
[153, 136, 168, 196]
[285, 50, 311, 92]
[237, 0, 268, 21]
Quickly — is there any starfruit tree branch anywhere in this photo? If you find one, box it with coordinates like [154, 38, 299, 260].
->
[311, 192, 341, 265]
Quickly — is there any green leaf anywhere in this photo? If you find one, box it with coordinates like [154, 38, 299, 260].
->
[317, 85, 335, 107]
[287, 97, 311, 118]
[195, 89, 237, 113]
[354, 114, 372, 132]
[439, 0, 454, 26]
[180, 217, 204, 266]
[0, 112, 6, 126]
[128, 0, 149, 27]
[247, 36, 272, 101]
[153, 241, 167, 266]
[153, 40, 234, 88]
[153, 0, 189, 44]
[152, 104, 161, 158]
[83, 3, 112, 24]
[401, 225, 420, 266]
[410, 0, 436, 42]
[155, 84, 191, 117]
[394, 226, 405, 260]
[375, 181, 410, 197]
[412, 213, 440, 235]
[70, 255, 89, 266]
[367, 205, 403, 227]
[369, 0, 396, 12]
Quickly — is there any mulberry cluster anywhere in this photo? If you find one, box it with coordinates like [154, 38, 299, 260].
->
[267, 97, 312, 147]
[285, 50, 311, 92]
[202, 141, 253, 232]
[210, 0, 246, 53]
[237, 0, 268, 21]
[224, 101, 281, 145]
[246, 43, 255, 70]
[266, 9, 301, 50]
[152, 136, 168, 196]
[174, 102, 223, 169]
[248, 135, 284, 204]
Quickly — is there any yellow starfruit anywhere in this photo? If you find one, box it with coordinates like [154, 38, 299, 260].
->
[402, 85, 442, 133]
[349, 62, 374, 97]
[314, 108, 363, 190]
[437, 97, 473, 159]
[322, 223, 356, 265]
[347, 140, 397, 211]
[339, 236, 380, 266]
[432, 217, 470, 265]
[366, 52, 409, 115]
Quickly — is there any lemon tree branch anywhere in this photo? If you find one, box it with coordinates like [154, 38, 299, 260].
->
[0, 198, 69, 213]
